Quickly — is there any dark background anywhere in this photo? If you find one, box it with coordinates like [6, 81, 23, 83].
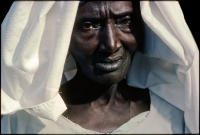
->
[1, 0, 199, 48]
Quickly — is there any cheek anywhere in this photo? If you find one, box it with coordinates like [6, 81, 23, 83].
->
[70, 31, 99, 56]
[118, 32, 138, 52]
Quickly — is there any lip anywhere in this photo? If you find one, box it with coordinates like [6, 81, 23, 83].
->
[99, 57, 122, 63]
[95, 58, 122, 72]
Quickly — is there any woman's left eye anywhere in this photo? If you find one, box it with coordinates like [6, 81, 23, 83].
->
[119, 18, 131, 25]
[115, 16, 133, 32]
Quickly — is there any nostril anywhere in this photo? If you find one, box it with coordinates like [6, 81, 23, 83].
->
[98, 44, 121, 55]
[96, 46, 122, 60]
[106, 41, 121, 54]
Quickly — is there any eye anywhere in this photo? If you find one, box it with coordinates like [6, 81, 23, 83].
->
[115, 16, 133, 32]
[78, 21, 100, 32]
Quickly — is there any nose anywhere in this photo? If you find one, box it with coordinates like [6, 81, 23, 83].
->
[100, 23, 120, 53]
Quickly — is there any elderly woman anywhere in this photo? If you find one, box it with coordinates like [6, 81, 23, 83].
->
[1, 1, 199, 134]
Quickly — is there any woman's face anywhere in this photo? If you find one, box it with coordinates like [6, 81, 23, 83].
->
[70, 1, 138, 84]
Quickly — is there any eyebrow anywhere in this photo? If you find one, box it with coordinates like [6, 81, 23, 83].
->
[77, 17, 101, 23]
[77, 11, 133, 22]
[112, 11, 133, 18]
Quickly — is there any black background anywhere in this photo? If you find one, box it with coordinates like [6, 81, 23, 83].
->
[1, 0, 199, 48]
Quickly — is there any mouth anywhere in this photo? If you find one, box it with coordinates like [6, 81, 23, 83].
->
[95, 57, 123, 72]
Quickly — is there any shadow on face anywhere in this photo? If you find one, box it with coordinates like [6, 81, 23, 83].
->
[69, 1, 144, 85]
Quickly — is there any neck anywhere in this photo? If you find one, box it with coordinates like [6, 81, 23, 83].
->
[60, 70, 127, 105]
[60, 71, 150, 132]
[60, 70, 150, 107]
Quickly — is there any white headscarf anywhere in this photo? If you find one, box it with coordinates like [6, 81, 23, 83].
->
[1, 1, 199, 133]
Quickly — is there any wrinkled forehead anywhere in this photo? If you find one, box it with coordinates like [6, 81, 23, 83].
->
[78, 1, 133, 18]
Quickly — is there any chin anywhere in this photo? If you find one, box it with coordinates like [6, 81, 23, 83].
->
[93, 64, 130, 85]
[92, 70, 126, 85]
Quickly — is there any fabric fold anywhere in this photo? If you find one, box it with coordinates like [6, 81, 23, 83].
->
[1, 1, 79, 120]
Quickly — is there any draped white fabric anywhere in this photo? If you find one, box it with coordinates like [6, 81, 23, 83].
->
[1, 1, 199, 133]
[127, 1, 199, 133]
[1, 1, 79, 121]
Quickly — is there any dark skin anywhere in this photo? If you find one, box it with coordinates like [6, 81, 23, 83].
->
[60, 1, 150, 133]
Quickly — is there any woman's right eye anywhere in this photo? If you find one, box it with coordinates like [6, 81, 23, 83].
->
[79, 21, 100, 32]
